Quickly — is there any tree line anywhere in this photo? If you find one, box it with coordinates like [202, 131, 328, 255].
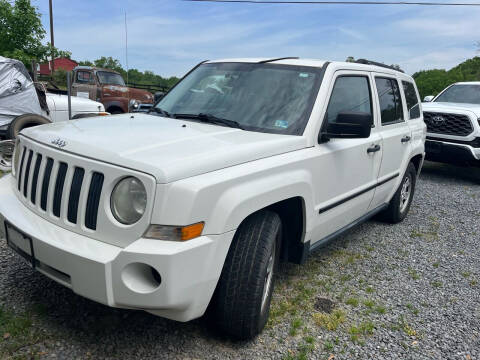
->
[412, 57, 480, 99]
[0, 0, 178, 90]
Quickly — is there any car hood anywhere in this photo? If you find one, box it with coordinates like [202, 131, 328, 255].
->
[21, 114, 308, 183]
[101, 85, 154, 104]
[422, 102, 480, 117]
[46, 93, 105, 112]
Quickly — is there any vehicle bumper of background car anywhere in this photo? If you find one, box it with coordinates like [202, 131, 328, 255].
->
[0, 175, 234, 322]
[425, 139, 480, 166]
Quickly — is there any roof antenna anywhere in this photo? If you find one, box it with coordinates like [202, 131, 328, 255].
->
[125, 11, 130, 108]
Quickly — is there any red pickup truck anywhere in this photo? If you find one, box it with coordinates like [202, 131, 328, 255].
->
[71, 66, 154, 114]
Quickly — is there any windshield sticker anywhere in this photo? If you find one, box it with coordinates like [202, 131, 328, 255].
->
[274, 120, 289, 128]
[299, 73, 309, 78]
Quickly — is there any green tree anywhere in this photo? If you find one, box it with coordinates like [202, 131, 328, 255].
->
[93, 56, 124, 74]
[0, 0, 70, 69]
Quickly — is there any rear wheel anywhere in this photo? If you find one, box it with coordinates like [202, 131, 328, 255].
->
[209, 210, 282, 339]
[6, 114, 51, 139]
[380, 162, 417, 223]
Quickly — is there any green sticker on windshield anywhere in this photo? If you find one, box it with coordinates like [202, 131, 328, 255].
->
[299, 73, 309, 78]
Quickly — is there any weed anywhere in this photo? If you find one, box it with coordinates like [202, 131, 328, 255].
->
[408, 268, 420, 280]
[345, 297, 359, 307]
[324, 341, 334, 351]
[290, 318, 303, 336]
[313, 309, 346, 331]
[363, 299, 375, 309]
[431, 280, 443, 288]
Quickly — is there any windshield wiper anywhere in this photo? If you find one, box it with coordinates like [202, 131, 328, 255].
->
[173, 113, 243, 130]
[148, 107, 173, 118]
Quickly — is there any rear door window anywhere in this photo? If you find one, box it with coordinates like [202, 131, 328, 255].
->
[402, 81, 421, 119]
[375, 77, 404, 125]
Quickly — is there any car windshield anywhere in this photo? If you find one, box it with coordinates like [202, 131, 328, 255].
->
[434, 84, 480, 104]
[97, 71, 126, 86]
[155, 62, 322, 135]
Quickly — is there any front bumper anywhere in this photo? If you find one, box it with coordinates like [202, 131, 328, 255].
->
[425, 139, 480, 166]
[0, 174, 234, 321]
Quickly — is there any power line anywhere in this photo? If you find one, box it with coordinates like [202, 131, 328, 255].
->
[185, 0, 480, 6]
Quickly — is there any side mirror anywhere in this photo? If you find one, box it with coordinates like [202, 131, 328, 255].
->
[423, 95, 434, 102]
[320, 112, 372, 142]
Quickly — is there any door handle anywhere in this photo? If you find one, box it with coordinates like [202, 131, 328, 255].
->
[401, 135, 411, 143]
[367, 144, 381, 153]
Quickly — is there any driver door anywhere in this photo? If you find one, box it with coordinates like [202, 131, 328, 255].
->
[310, 71, 382, 245]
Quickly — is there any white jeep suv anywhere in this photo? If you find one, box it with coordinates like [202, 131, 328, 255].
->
[423, 82, 480, 167]
[0, 58, 426, 339]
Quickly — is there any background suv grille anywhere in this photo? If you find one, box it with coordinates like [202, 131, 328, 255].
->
[423, 112, 473, 136]
[17, 145, 104, 231]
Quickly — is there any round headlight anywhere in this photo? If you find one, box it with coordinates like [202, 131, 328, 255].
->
[111, 177, 147, 225]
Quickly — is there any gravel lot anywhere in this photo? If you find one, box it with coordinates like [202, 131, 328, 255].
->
[1, 161, 479, 359]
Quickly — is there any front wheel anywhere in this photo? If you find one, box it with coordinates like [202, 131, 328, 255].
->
[208, 210, 282, 339]
[380, 162, 417, 223]
[6, 114, 51, 139]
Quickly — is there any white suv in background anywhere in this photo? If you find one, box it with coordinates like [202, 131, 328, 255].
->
[423, 82, 480, 167]
[0, 58, 425, 339]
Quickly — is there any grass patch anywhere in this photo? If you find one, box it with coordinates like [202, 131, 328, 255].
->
[408, 268, 420, 280]
[313, 309, 346, 331]
[323, 341, 334, 351]
[363, 299, 375, 309]
[345, 297, 359, 307]
[289, 318, 303, 336]
[0, 305, 46, 357]
[365, 286, 374, 294]
[374, 305, 386, 314]
[409, 230, 424, 238]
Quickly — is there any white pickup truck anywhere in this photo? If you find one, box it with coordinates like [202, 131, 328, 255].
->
[0, 58, 426, 339]
[423, 82, 480, 168]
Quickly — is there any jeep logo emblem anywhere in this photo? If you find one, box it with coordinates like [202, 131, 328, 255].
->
[51, 138, 67, 148]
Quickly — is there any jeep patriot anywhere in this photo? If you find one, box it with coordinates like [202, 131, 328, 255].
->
[0, 58, 426, 339]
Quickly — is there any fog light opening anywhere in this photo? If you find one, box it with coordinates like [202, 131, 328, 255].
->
[121, 263, 162, 294]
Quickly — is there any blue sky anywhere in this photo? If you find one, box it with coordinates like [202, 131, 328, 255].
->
[34, 0, 480, 77]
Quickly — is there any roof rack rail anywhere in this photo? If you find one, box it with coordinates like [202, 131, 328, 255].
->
[258, 57, 299, 64]
[355, 59, 404, 73]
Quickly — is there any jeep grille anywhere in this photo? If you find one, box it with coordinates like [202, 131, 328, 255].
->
[17, 145, 104, 230]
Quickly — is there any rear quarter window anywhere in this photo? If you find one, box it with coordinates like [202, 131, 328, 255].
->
[402, 81, 421, 119]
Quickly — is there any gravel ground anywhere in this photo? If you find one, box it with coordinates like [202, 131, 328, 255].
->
[1, 161, 479, 359]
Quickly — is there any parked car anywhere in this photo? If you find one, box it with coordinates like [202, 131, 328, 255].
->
[0, 58, 425, 339]
[71, 66, 154, 114]
[423, 82, 480, 167]
[0, 56, 108, 170]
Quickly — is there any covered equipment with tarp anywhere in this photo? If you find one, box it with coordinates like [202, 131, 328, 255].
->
[0, 56, 43, 130]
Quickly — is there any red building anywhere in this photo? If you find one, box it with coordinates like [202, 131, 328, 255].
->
[39, 57, 78, 75]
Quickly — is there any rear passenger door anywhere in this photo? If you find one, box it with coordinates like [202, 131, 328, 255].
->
[370, 75, 412, 209]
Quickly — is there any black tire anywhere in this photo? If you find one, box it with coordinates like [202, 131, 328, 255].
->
[208, 210, 282, 340]
[381, 162, 417, 223]
[6, 114, 51, 139]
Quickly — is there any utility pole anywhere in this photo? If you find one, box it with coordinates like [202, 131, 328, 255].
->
[49, 0, 54, 77]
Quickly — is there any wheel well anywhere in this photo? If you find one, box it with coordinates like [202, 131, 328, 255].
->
[410, 154, 423, 174]
[106, 106, 124, 114]
[265, 197, 306, 264]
